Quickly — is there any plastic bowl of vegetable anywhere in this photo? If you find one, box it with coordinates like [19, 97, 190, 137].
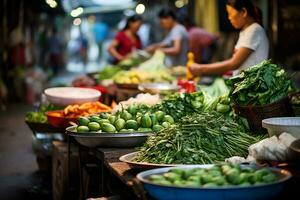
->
[137, 164, 291, 200]
[262, 117, 300, 139]
[46, 110, 78, 128]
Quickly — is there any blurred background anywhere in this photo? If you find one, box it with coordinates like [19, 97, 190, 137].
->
[1, 0, 299, 104]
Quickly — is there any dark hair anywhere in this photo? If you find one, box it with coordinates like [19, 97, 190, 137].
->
[158, 8, 177, 20]
[123, 14, 143, 30]
[226, 0, 263, 25]
[182, 15, 196, 29]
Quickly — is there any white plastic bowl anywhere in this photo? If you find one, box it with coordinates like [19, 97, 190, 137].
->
[262, 117, 300, 139]
[44, 87, 101, 106]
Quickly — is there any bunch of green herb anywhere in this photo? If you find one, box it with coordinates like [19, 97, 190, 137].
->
[202, 78, 229, 98]
[134, 111, 261, 164]
[152, 92, 205, 121]
[226, 60, 294, 106]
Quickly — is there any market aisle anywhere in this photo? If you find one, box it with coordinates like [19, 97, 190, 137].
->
[0, 104, 42, 200]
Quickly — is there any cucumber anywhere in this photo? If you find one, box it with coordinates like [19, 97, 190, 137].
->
[102, 123, 116, 133]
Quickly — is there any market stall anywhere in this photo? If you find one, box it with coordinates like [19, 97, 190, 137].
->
[25, 58, 300, 200]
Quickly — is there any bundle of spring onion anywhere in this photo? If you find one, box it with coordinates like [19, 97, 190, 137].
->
[135, 111, 263, 164]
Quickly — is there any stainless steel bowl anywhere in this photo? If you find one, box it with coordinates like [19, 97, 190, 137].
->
[262, 117, 300, 139]
[66, 126, 153, 148]
[138, 83, 179, 95]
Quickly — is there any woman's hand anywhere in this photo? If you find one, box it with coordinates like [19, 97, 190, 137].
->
[145, 44, 162, 53]
[189, 63, 206, 76]
[118, 54, 127, 61]
[145, 45, 158, 53]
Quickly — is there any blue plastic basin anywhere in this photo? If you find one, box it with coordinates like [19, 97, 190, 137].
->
[137, 165, 291, 200]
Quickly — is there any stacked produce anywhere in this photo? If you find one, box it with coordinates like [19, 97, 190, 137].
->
[138, 50, 166, 72]
[112, 69, 174, 85]
[112, 93, 161, 113]
[26, 104, 61, 123]
[113, 50, 174, 85]
[46, 102, 112, 119]
[147, 164, 278, 187]
[76, 104, 175, 133]
[117, 53, 142, 70]
[204, 94, 232, 115]
[63, 102, 111, 117]
[202, 78, 232, 115]
[153, 92, 205, 121]
[96, 50, 147, 81]
[134, 111, 261, 164]
[226, 60, 293, 106]
[203, 78, 229, 98]
[97, 50, 174, 85]
[96, 66, 122, 81]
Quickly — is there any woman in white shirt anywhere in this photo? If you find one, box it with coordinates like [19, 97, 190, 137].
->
[190, 0, 269, 76]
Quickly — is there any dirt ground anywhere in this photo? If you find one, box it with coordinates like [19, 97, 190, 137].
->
[0, 104, 52, 200]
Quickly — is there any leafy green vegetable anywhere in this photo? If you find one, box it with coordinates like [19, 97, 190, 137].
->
[226, 60, 294, 106]
[138, 50, 166, 72]
[135, 111, 261, 164]
[117, 58, 140, 70]
[152, 92, 205, 121]
[26, 112, 48, 123]
[25, 104, 61, 123]
[202, 78, 229, 98]
[97, 66, 122, 80]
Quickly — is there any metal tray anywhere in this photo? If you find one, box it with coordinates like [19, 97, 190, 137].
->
[136, 165, 292, 200]
[66, 126, 152, 148]
[119, 152, 184, 170]
[138, 83, 179, 95]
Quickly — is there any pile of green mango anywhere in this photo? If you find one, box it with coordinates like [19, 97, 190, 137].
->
[148, 164, 278, 188]
[76, 104, 174, 133]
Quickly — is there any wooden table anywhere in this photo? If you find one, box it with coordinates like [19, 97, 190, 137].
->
[91, 148, 300, 200]
[92, 148, 148, 199]
[68, 143, 300, 200]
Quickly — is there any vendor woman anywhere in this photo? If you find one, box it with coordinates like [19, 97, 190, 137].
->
[146, 8, 189, 66]
[108, 15, 142, 63]
[189, 0, 269, 76]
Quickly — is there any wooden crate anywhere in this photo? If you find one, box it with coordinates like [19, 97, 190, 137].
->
[52, 141, 79, 200]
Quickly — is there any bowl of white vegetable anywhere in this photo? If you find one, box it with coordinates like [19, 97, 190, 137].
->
[262, 117, 300, 139]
